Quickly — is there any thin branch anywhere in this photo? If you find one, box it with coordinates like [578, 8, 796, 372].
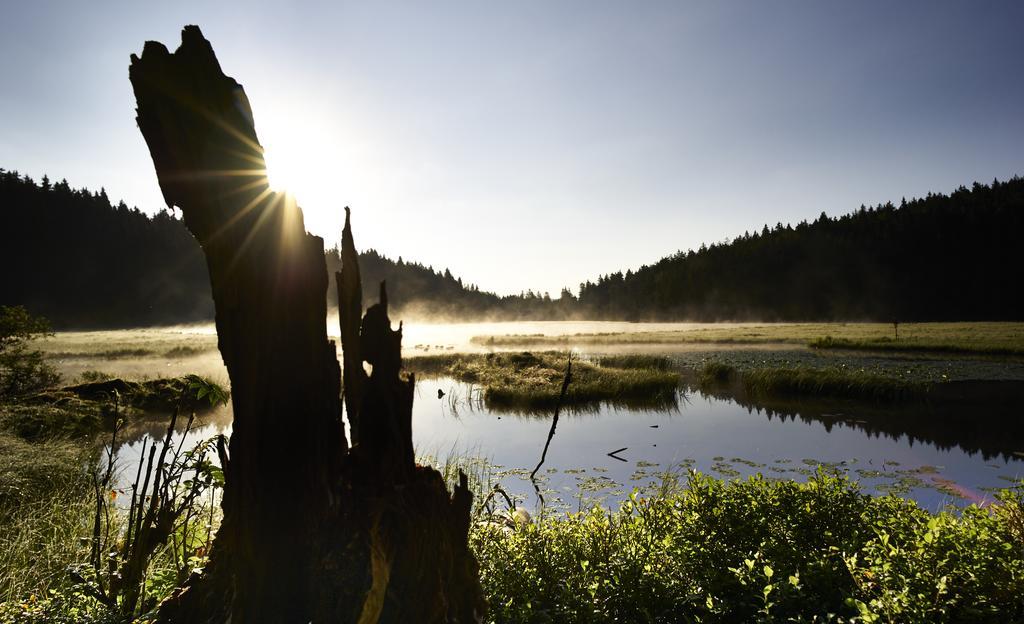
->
[530, 354, 573, 483]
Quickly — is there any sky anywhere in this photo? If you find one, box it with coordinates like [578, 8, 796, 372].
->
[2, 1, 1022, 297]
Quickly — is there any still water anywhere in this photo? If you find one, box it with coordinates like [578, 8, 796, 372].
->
[111, 376, 1024, 514]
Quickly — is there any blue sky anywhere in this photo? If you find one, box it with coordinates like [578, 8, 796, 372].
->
[2, 1, 1022, 296]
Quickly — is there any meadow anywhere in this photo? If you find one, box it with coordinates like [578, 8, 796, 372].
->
[472, 321, 1024, 355]
[2, 320, 1023, 622]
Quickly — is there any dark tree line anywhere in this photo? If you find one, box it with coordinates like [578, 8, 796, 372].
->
[579, 178, 1024, 321]
[3, 167, 1021, 326]
[0, 169, 565, 328]
[0, 169, 213, 327]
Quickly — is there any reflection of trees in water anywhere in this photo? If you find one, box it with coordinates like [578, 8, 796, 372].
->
[704, 382, 1024, 461]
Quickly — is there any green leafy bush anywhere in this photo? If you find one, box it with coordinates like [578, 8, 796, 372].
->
[473, 472, 1024, 623]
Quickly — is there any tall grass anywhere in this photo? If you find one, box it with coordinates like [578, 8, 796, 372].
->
[407, 351, 681, 411]
[0, 434, 95, 603]
[4, 440, 1024, 623]
[809, 335, 1024, 356]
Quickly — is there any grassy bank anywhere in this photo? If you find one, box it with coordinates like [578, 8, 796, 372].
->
[471, 322, 1024, 355]
[406, 351, 681, 411]
[3, 452, 1023, 623]
[0, 407, 98, 607]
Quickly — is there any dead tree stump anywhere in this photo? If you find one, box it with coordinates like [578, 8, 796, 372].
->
[130, 25, 484, 623]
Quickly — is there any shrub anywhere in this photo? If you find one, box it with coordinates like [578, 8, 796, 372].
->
[473, 472, 1024, 623]
[0, 306, 60, 398]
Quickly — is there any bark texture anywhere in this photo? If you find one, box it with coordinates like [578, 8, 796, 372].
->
[130, 25, 483, 623]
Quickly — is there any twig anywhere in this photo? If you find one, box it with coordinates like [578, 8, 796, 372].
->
[528, 355, 573, 507]
[607, 447, 628, 462]
[477, 485, 516, 518]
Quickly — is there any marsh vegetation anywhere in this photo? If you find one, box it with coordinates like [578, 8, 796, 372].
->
[407, 351, 681, 411]
[2, 314, 1024, 622]
[473, 321, 1024, 355]
[3, 303, 1024, 622]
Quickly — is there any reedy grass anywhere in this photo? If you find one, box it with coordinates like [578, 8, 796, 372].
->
[0, 485, 94, 605]
[4, 437, 1024, 623]
[0, 433, 95, 603]
[406, 351, 681, 411]
[471, 322, 1024, 356]
[591, 354, 675, 371]
[38, 332, 218, 359]
[809, 335, 1024, 356]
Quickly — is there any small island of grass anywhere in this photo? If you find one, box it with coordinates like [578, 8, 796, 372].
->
[405, 351, 681, 411]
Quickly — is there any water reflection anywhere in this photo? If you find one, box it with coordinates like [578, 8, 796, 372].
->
[110, 378, 1023, 514]
[698, 381, 1024, 462]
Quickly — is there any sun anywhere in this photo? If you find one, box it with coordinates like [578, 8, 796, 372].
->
[261, 130, 341, 241]
[255, 102, 374, 245]
[262, 144, 304, 198]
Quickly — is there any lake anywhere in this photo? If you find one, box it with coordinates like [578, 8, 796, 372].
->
[45, 323, 1023, 513]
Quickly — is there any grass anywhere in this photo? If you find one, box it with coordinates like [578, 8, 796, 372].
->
[471, 321, 1024, 355]
[0, 376, 227, 621]
[4, 446, 1023, 623]
[46, 348, 157, 360]
[694, 361, 925, 402]
[474, 471, 1024, 623]
[810, 334, 1024, 356]
[406, 351, 681, 411]
[0, 470, 93, 605]
[38, 330, 218, 359]
[0, 427, 96, 605]
[0, 401, 109, 442]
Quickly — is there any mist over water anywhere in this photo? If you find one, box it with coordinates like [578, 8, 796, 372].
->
[71, 322, 1024, 513]
[43, 321, 774, 382]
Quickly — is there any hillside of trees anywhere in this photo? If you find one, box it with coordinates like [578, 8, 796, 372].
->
[0, 169, 564, 328]
[2, 167, 1021, 327]
[579, 177, 1024, 321]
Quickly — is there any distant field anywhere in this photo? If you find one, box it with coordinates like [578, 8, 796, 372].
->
[37, 329, 224, 382]
[471, 322, 1024, 355]
[37, 328, 218, 358]
[36, 322, 1024, 387]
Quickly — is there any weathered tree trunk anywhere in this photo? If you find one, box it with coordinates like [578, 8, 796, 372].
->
[129, 26, 483, 623]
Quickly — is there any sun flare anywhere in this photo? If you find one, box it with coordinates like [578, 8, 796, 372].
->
[261, 133, 340, 241]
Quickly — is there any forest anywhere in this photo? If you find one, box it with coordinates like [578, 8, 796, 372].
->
[0, 169, 567, 327]
[2, 168, 1022, 327]
[579, 178, 1024, 321]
